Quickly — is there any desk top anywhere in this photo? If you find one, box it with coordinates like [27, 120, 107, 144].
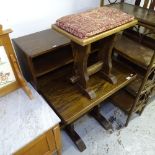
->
[110, 3, 155, 28]
[52, 19, 137, 46]
[39, 61, 136, 125]
[0, 84, 60, 155]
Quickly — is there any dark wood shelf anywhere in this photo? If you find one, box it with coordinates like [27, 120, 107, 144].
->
[33, 46, 73, 77]
[38, 61, 136, 125]
[33, 46, 99, 78]
[13, 29, 101, 87]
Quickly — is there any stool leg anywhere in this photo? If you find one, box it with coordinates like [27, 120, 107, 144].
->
[70, 42, 96, 99]
[98, 34, 117, 84]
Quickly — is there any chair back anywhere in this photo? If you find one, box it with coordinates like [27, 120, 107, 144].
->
[133, 50, 155, 114]
[135, 0, 155, 10]
[100, 0, 155, 9]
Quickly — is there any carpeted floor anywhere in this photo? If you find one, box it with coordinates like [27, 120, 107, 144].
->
[61, 99, 155, 155]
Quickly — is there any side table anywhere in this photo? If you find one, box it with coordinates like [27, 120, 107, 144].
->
[0, 84, 61, 155]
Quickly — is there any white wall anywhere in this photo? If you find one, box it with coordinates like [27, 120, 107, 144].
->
[0, 0, 101, 38]
[0, 0, 136, 38]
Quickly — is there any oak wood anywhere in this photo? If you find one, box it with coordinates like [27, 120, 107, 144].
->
[98, 34, 117, 84]
[70, 41, 96, 99]
[53, 125, 62, 155]
[33, 45, 72, 77]
[14, 124, 61, 155]
[13, 29, 70, 58]
[0, 81, 20, 96]
[66, 124, 86, 152]
[13, 29, 72, 89]
[38, 61, 136, 125]
[70, 34, 118, 99]
[90, 106, 112, 130]
[111, 2, 155, 101]
[53, 19, 137, 99]
[111, 52, 155, 126]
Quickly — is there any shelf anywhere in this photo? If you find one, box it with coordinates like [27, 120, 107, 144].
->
[33, 42, 100, 78]
[115, 35, 155, 69]
[33, 45, 73, 77]
[38, 61, 136, 125]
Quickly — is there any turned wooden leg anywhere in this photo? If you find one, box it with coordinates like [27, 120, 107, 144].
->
[98, 34, 117, 84]
[90, 105, 112, 130]
[70, 41, 96, 99]
[65, 124, 86, 152]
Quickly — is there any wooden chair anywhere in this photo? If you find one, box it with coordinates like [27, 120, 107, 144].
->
[114, 0, 155, 98]
[111, 50, 155, 126]
[108, 0, 155, 126]
[135, 0, 155, 9]
[100, 0, 155, 8]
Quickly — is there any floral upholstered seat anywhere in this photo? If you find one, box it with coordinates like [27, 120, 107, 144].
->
[56, 7, 134, 39]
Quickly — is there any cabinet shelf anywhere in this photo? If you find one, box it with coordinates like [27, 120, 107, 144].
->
[33, 46, 73, 77]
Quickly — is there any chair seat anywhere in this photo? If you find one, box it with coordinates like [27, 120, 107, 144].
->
[115, 35, 154, 69]
[56, 7, 134, 39]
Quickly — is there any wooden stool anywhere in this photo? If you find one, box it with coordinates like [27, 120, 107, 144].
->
[70, 34, 117, 99]
[53, 19, 137, 99]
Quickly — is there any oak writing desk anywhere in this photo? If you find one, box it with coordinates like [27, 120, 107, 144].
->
[39, 61, 136, 151]
[13, 28, 137, 152]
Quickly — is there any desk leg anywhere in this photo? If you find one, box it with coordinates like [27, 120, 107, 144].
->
[66, 124, 86, 152]
[70, 41, 96, 99]
[98, 34, 117, 84]
[90, 105, 112, 130]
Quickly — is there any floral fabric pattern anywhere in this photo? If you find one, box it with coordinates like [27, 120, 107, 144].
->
[56, 7, 134, 39]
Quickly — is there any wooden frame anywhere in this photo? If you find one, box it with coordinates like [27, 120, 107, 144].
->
[0, 25, 32, 98]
